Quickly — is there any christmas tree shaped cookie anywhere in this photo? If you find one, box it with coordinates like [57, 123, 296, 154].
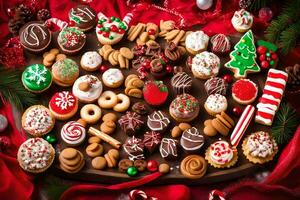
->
[225, 30, 260, 79]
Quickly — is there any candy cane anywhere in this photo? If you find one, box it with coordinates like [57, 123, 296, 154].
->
[45, 18, 68, 30]
[97, 12, 108, 20]
[129, 189, 158, 200]
[123, 12, 133, 26]
[209, 190, 226, 200]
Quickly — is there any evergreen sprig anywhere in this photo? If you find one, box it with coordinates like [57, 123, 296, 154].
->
[250, 0, 267, 11]
[271, 102, 299, 145]
[0, 67, 38, 111]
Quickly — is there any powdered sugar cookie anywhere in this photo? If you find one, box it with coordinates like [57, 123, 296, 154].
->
[80, 51, 102, 71]
[204, 94, 228, 116]
[102, 68, 124, 88]
[185, 31, 209, 55]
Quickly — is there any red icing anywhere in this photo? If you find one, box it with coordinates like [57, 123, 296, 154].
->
[256, 110, 274, 120]
[232, 80, 257, 101]
[49, 91, 77, 115]
[143, 81, 168, 106]
[259, 97, 279, 107]
[268, 72, 288, 81]
[265, 80, 285, 90]
[263, 89, 281, 99]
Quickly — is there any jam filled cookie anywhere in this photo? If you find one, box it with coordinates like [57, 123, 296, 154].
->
[73, 75, 103, 103]
[231, 9, 253, 33]
[69, 5, 96, 31]
[22, 105, 55, 137]
[49, 91, 78, 120]
[19, 21, 51, 53]
[52, 58, 79, 87]
[102, 68, 124, 88]
[80, 51, 102, 71]
[17, 138, 55, 173]
[232, 79, 258, 105]
[185, 31, 209, 55]
[204, 94, 228, 116]
[169, 94, 200, 122]
[57, 27, 86, 55]
[22, 64, 52, 93]
[143, 81, 169, 106]
[61, 121, 86, 146]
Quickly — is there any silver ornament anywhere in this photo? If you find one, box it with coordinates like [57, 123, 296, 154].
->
[196, 0, 213, 10]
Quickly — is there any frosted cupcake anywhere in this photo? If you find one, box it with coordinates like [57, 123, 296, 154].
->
[231, 9, 253, 33]
[185, 31, 209, 55]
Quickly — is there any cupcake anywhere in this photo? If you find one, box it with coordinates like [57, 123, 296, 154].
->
[191, 51, 220, 80]
[68, 5, 96, 31]
[205, 140, 238, 168]
[169, 94, 200, 122]
[204, 94, 228, 116]
[185, 31, 209, 55]
[52, 58, 79, 87]
[231, 9, 253, 33]
[57, 27, 86, 55]
[242, 131, 278, 164]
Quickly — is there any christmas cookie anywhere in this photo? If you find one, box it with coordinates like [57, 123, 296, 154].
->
[225, 30, 260, 79]
[242, 131, 278, 164]
[204, 77, 228, 96]
[69, 5, 96, 31]
[61, 121, 86, 146]
[132, 102, 149, 115]
[164, 42, 186, 62]
[205, 140, 238, 168]
[231, 9, 253, 33]
[232, 79, 258, 105]
[143, 81, 168, 106]
[22, 105, 55, 137]
[52, 58, 79, 87]
[49, 91, 78, 120]
[113, 93, 130, 112]
[17, 138, 55, 173]
[59, 148, 85, 173]
[180, 127, 205, 153]
[191, 51, 220, 80]
[96, 15, 128, 45]
[171, 72, 193, 95]
[147, 111, 170, 133]
[257, 40, 279, 69]
[185, 31, 209, 55]
[86, 143, 104, 157]
[180, 155, 207, 179]
[204, 94, 228, 116]
[57, 27, 86, 55]
[150, 58, 167, 79]
[118, 111, 144, 136]
[169, 94, 200, 122]
[98, 91, 118, 109]
[143, 131, 162, 154]
[22, 64, 52, 93]
[210, 34, 231, 55]
[80, 51, 102, 71]
[19, 21, 51, 53]
[102, 68, 124, 88]
[160, 138, 179, 160]
[80, 104, 101, 124]
[123, 136, 145, 161]
[72, 75, 103, 103]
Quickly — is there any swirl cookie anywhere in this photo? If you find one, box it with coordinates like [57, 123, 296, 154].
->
[80, 51, 102, 71]
[17, 138, 55, 173]
[61, 121, 86, 146]
[69, 5, 96, 31]
[180, 155, 207, 179]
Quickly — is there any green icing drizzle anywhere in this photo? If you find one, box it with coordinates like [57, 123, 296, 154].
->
[22, 64, 52, 91]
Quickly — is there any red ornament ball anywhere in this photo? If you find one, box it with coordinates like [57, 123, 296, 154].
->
[142, 60, 151, 70]
[222, 74, 233, 84]
[166, 65, 173, 74]
[147, 160, 158, 172]
[147, 29, 156, 35]
[259, 7, 273, 22]
[99, 65, 109, 73]
[68, 20, 75, 27]
[261, 60, 269, 69]
[257, 46, 267, 54]
[271, 53, 278, 60]
[232, 107, 242, 117]
[7, 8, 15, 17]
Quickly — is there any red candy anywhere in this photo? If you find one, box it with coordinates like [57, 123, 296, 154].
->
[100, 65, 109, 73]
[118, 29, 125, 34]
[142, 60, 151, 70]
[102, 32, 110, 38]
[259, 54, 266, 61]
[261, 60, 269, 69]
[257, 46, 267, 54]
[166, 65, 173, 73]
[222, 74, 233, 84]
[232, 106, 242, 117]
[110, 25, 118, 32]
[68, 20, 75, 27]
[147, 29, 156, 35]
[147, 160, 158, 172]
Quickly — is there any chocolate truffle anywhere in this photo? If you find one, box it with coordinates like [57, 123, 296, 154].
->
[19, 21, 51, 53]
[204, 77, 228, 96]
[123, 136, 145, 161]
[143, 131, 162, 154]
[171, 72, 193, 94]
[118, 111, 144, 135]
[69, 5, 96, 31]
[132, 102, 149, 115]
[57, 27, 86, 55]
[147, 111, 170, 133]
[160, 138, 179, 160]
[169, 94, 200, 122]
[180, 127, 205, 153]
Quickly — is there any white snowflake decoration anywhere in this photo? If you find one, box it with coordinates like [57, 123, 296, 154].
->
[27, 64, 47, 85]
[55, 91, 75, 110]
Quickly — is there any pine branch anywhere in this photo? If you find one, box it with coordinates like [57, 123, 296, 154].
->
[265, 14, 291, 43]
[279, 21, 300, 55]
[250, 0, 267, 11]
[0, 67, 39, 111]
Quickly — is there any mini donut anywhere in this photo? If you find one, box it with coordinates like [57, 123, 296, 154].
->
[113, 94, 130, 112]
[80, 104, 102, 124]
[98, 91, 118, 109]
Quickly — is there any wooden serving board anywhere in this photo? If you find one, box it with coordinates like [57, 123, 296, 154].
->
[23, 31, 274, 185]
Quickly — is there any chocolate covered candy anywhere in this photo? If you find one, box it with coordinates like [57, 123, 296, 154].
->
[180, 127, 205, 153]
[123, 136, 145, 161]
[159, 138, 179, 160]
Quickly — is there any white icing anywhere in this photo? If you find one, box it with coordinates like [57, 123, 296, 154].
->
[192, 51, 220, 77]
[72, 75, 102, 102]
[180, 127, 204, 151]
[266, 77, 287, 86]
[96, 17, 127, 43]
[185, 31, 209, 51]
[205, 94, 227, 113]
[23, 23, 48, 47]
[81, 51, 102, 70]
[160, 138, 178, 158]
[246, 131, 277, 158]
[231, 9, 253, 31]
[102, 68, 124, 85]
[54, 91, 76, 110]
[264, 85, 284, 95]
[269, 68, 288, 78]
[61, 121, 86, 146]
[209, 140, 233, 165]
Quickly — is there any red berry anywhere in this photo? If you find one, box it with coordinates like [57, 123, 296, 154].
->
[271, 53, 278, 60]
[232, 107, 242, 117]
[68, 21, 75, 27]
[257, 46, 267, 54]
[147, 160, 158, 172]
[102, 32, 110, 38]
[222, 74, 233, 84]
[259, 54, 266, 61]
[166, 65, 173, 73]
[142, 60, 151, 70]
[110, 25, 118, 32]
[147, 29, 156, 35]
[99, 65, 109, 73]
[261, 60, 269, 69]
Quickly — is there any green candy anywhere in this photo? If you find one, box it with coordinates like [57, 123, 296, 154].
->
[266, 52, 271, 57]
[22, 64, 52, 92]
[109, 35, 114, 40]
[127, 166, 138, 176]
[44, 134, 57, 144]
[104, 27, 110, 31]
[270, 60, 275, 65]
[98, 20, 103, 24]
[115, 18, 121, 22]
[110, 16, 115, 21]
[100, 27, 105, 31]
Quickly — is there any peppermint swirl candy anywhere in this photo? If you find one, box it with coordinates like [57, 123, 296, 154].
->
[209, 140, 233, 165]
[180, 155, 207, 179]
[61, 121, 86, 146]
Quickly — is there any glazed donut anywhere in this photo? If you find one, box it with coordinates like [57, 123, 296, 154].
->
[98, 91, 118, 109]
[80, 104, 102, 124]
[113, 94, 130, 112]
